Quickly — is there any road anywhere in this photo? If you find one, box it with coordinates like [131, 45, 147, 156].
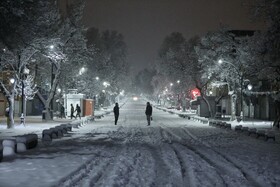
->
[55, 98, 280, 187]
[1, 97, 279, 187]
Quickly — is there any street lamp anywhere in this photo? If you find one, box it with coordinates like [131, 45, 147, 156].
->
[21, 67, 29, 125]
[79, 67, 86, 75]
[103, 81, 110, 87]
[218, 59, 244, 120]
[247, 84, 253, 91]
[9, 78, 15, 84]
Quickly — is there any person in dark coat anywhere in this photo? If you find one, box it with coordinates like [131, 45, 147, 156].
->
[60, 105, 65, 118]
[70, 104, 75, 119]
[145, 102, 153, 126]
[75, 104, 81, 119]
[113, 103, 119, 125]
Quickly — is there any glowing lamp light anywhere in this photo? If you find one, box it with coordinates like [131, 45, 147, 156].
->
[10, 78, 15, 84]
[247, 84, 253, 90]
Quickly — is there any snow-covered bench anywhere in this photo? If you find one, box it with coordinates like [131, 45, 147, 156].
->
[241, 127, 249, 133]
[256, 129, 266, 139]
[16, 134, 38, 152]
[55, 126, 66, 135]
[215, 121, 223, 128]
[0, 143, 3, 161]
[49, 127, 62, 138]
[2, 139, 16, 157]
[248, 128, 257, 136]
[220, 122, 227, 128]
[265, 130, 276, 141]
[210, 121, 218, 127]
[234, 125, 242, 131]
[72, 122, 82, 129]
[225, 123, 231, 129]
[60, 123, 72, 132]
[42, 128, 59, 141]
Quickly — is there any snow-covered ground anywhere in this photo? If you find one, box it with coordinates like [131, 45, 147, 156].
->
[0, 97, 280, 187]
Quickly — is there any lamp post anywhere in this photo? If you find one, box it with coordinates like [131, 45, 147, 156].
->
[218, 59, 244, 120]
[21, 67, 29, 125]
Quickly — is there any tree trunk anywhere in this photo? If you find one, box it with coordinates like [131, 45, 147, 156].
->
[7, 96, 15, 129]
[202, 95, 213, 118]
[36, 62, 61, 121]
[230, 94, 237, 121]
[36, 91, 53, 121]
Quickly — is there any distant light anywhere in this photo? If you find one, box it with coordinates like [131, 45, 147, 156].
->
[247, 84, 253, 90]
[218, 59, 223, 64]
[79, 67, 86, 75]
[3, 48, 6, 52]
[103, 81, 110, 87]
[57, 88, 61, 92]
[49, 45, 54, 49]
[170, 83, 173, 86]
[133, 96, 138, 101]
[209, 91, 213, 95]
[10, 78, 15, 84]
[177, 80, 180, 84]
[96, 77, 99, 80]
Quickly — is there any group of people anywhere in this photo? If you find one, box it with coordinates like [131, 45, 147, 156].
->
[70, 104, 81, 119]
[59, 103, 81, 119]
[113, 102, 153, 126]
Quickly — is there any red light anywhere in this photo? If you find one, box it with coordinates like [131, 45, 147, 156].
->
[191, 88, 200, 99]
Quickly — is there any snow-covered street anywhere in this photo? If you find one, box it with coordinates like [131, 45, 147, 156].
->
[0, 98, 280, 187]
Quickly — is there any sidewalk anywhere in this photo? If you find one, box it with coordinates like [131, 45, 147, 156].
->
[154, 104, 275, 129]
[0, 116, 75, 140]
[0, 101, 127, 140]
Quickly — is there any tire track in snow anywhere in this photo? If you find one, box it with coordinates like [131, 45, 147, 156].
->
[160, 126, 226, 186]
[159, 123, 262, 187]
[181, 127, 263, 187]
[172, 143, 227, 187]
[54, 146, 124, 187]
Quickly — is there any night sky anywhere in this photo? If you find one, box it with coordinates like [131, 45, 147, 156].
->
[82, 0, 265, 73]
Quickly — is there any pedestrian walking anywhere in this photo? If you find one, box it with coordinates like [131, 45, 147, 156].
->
[113, 103, 119, 125]
[75, 104, 81, 119]
[70, 104, 75, 119]
[60, 105, 65, 118]
[145, 102, 153, 126]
